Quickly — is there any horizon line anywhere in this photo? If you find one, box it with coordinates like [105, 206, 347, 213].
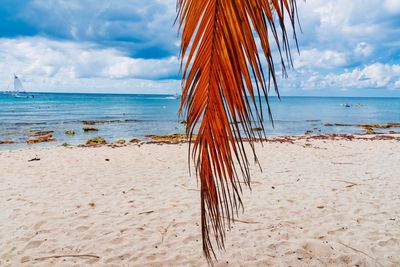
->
[2, 90, 400, 98]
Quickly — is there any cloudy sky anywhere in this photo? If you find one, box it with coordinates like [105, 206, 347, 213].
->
[0, 0, 399, 96]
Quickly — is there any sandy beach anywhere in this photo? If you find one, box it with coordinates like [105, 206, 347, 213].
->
[1, 134, 399, 266]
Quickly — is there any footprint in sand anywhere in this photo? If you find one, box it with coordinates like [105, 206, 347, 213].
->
[75, 225, 90, 232]
[33, 220, 47, 231]
[24, 240, 44, 250]
[378, 238, 400, 247]
[111, 237, 124, 244]
[20, 256, 31, 263]
[105, 253, 132, 263]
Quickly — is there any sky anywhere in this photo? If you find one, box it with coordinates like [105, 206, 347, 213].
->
[0, 0, 399, 96]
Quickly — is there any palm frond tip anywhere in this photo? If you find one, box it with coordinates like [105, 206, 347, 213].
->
[177, 0, 298, 262]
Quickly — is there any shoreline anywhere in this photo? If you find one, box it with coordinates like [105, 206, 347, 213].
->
[1, 132, 399, 152]
[1, 134, 399, 266]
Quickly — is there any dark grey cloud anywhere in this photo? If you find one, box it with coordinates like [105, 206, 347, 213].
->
[1, 0, 178, 59]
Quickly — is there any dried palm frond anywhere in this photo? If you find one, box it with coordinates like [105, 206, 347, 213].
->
[177, 0, 298, 263]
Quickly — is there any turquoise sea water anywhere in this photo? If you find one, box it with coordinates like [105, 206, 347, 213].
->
[0, 92, 399, 150]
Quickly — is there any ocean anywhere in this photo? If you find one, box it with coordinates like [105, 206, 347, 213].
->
[0, 92, 399, 150]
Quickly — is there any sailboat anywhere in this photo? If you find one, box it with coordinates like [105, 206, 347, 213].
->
[13, 74, 34, 98]
[172, 92, 180, 99]
[165, 92, 181, 100]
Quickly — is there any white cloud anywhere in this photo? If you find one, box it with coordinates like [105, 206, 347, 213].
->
[384, 0, 400, 14]
[274, 0, 400, 94]
[294, 49, 347, 69]
[0, 37, 180, 93]
[296, 0, 398, 50]
[298, 63, 400, 90]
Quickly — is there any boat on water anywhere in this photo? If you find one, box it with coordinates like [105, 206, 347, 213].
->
[8, 74, 34, 98]
[166, 92, 180, 100]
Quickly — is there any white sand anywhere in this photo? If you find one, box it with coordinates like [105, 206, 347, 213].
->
[0, 136, 399, 266]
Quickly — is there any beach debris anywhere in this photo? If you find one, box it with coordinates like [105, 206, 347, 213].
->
[105, 159, 110, 162]
[159, 220, 175, 243]
[265, 136, 295, 144]
[145, 133, 197, 142]
[129, 138, 141, 143]
[88, 202, 96, 208]
[83, 127, 99, 132]
[86, 136, 107, 145]
[34, 254, 100, 261]
[317, 206, 325, 209]
[276, 170, 290, 174]
[64, 129, 75, 135]
[222, 216, 261, 224]
[28, 157, 40, 162]
[115, 139, 126, 145]
[332, 179, 359, 188]
[0, 140, 15, 145]
[138, 210, 154, 215]
[304, 130, 313, 135]
[337, 241, 384, 267]
[174, 184, 200, 192]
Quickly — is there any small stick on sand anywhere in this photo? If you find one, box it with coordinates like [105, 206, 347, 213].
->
[239, 181, 262, 185]
[138, 210, 154, 215]
[276, 170, 291, 173]
[159, 220, 175, 243]
[273, 182, 295, 187]
[337, 241, 384, 267]
[174, 184, 200, 191]
[332, 180, 359, 187]
[223, 217, 261, 224]
[34, 254, 100, 261]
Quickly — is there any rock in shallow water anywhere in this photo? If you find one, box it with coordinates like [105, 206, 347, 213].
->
[28, 130, 55, 137]
[82, 120, 106, 125]
[65, 130, 75, 135]
[26, 136, 56, 144]
[86, 136, 107, 145]
[0, 140, 15, 145]
[83, 127, 99, 132]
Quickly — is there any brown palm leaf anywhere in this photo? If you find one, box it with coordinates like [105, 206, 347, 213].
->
[177, 0, 298, 262]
